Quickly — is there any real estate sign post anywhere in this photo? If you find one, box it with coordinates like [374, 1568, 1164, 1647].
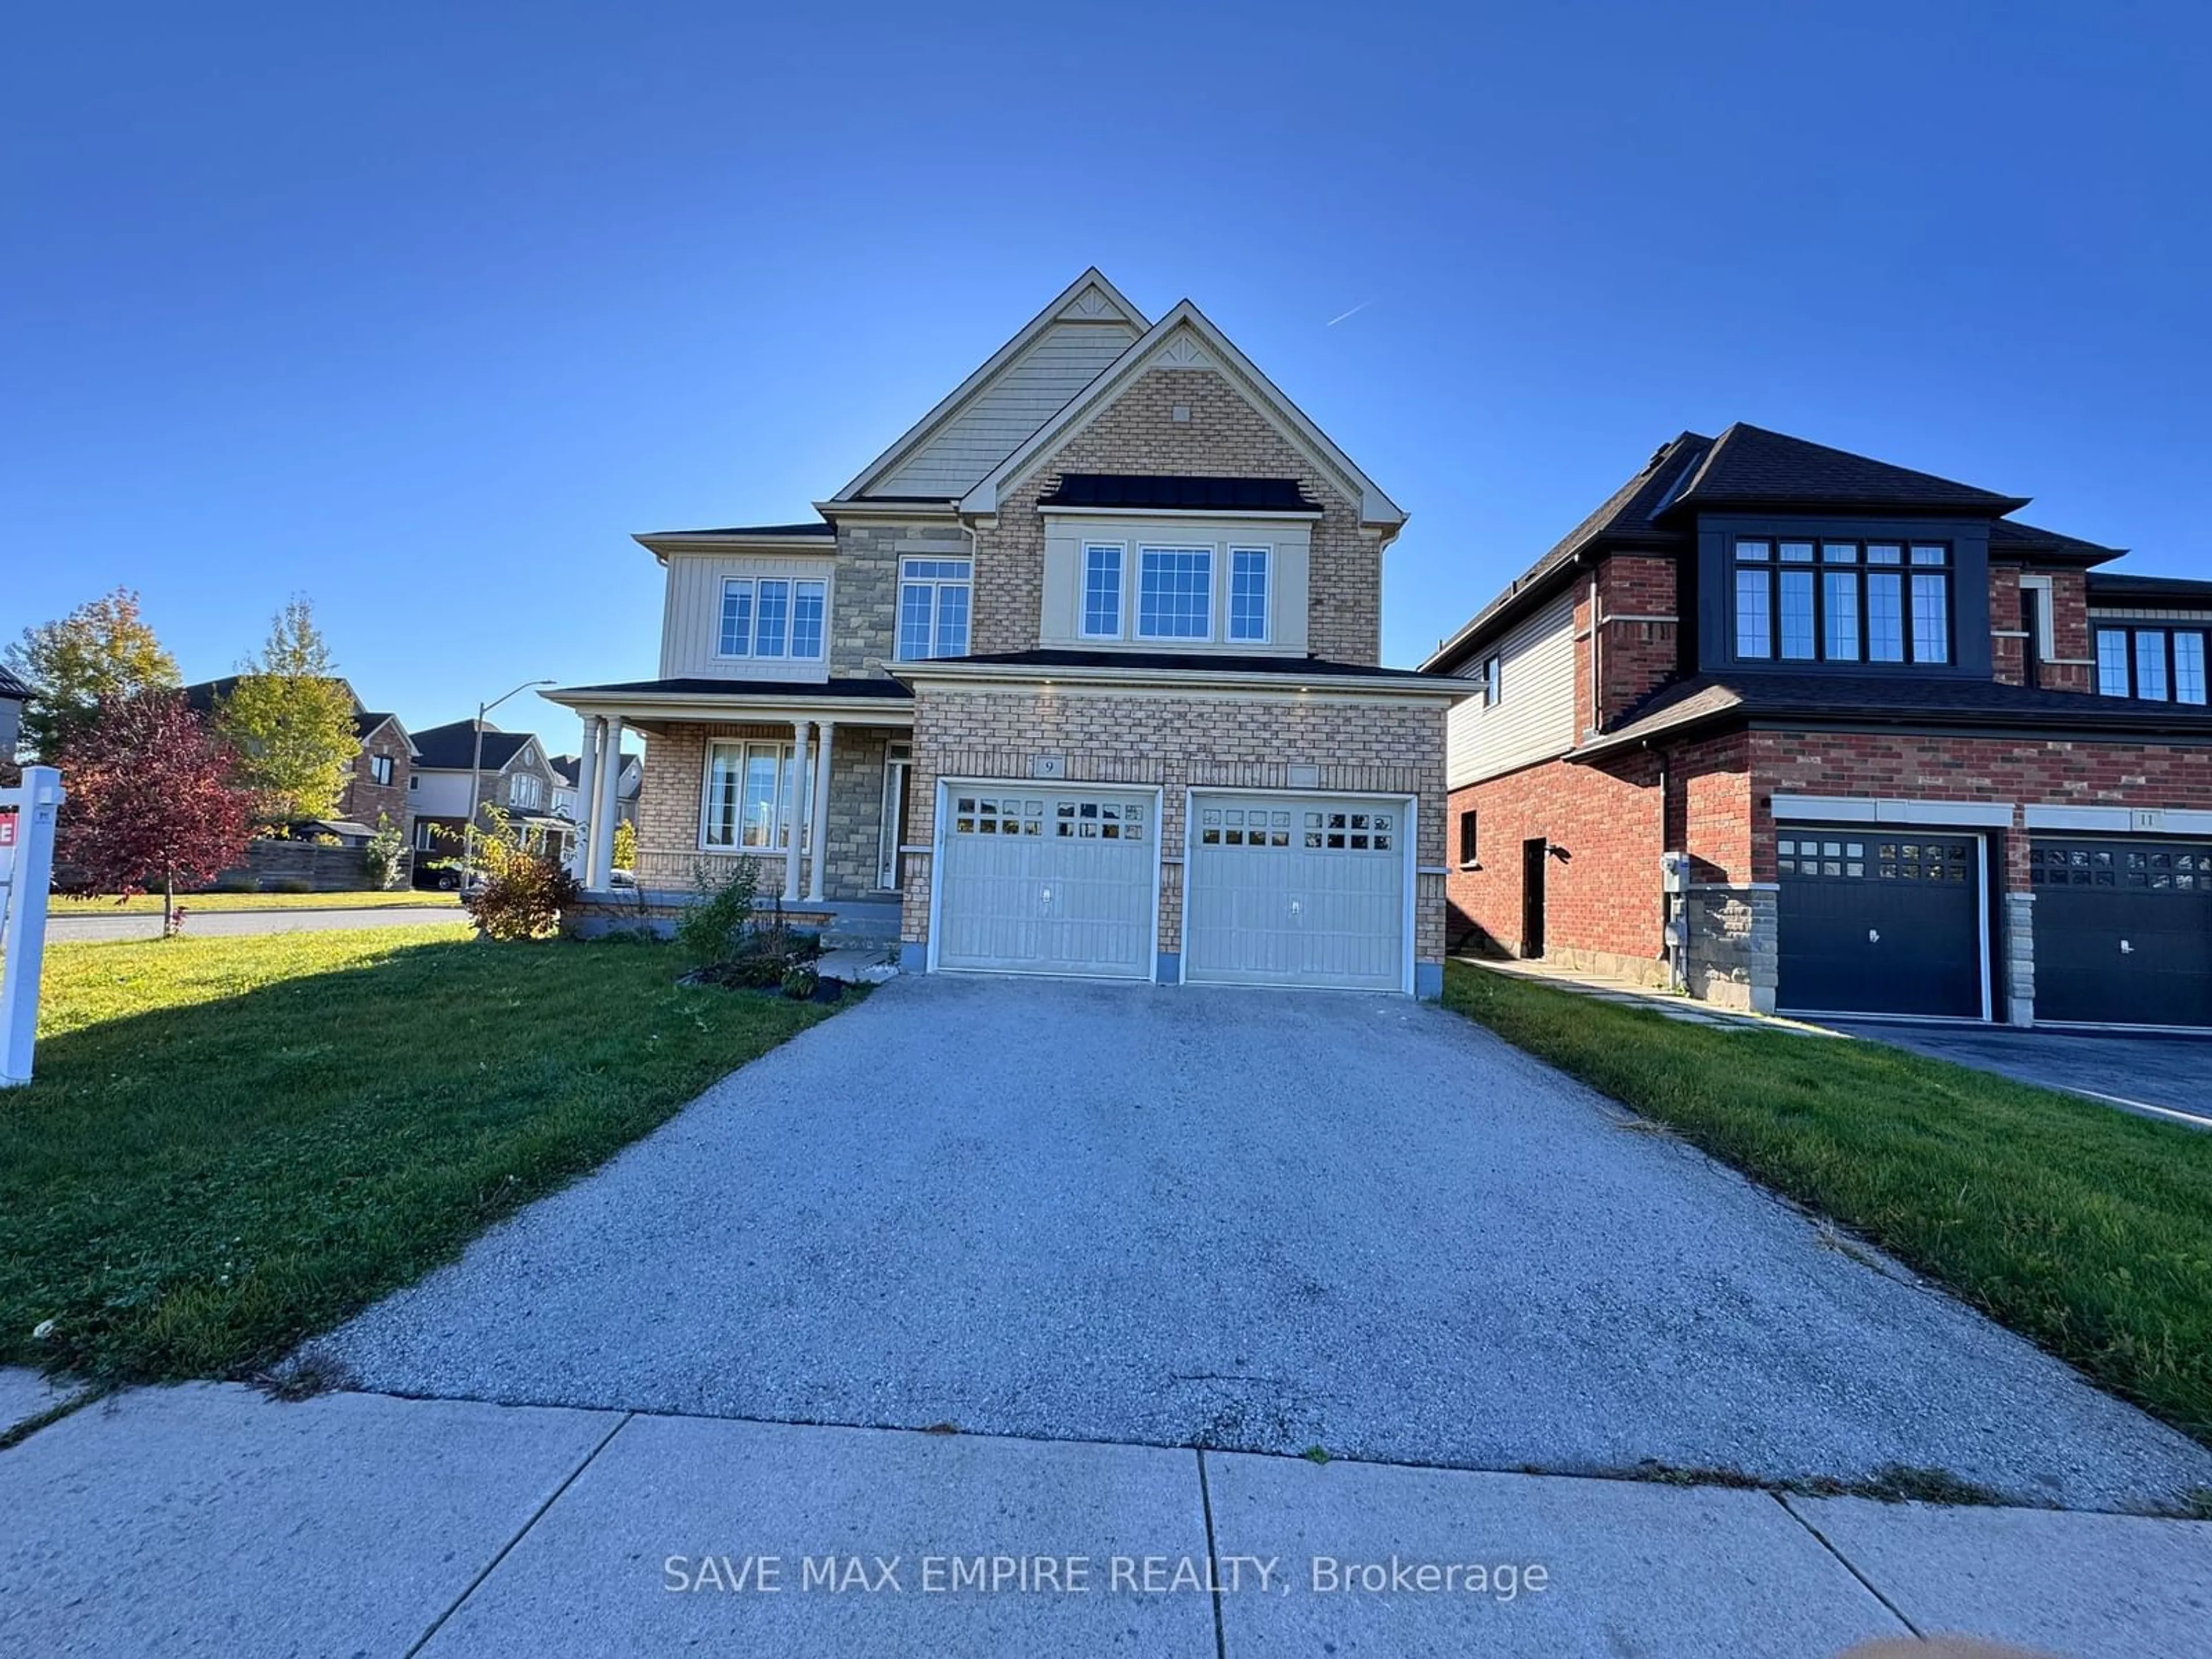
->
[0, 766, 64, 1087]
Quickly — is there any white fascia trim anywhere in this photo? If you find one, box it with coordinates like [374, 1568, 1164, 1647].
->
[541, 691, 915, 725]
[895, 662, 1463, 702]
[1036, 504, 1324, 522]
[960, 300, 1407, 530]
[1771, 793, 2016, 828]
[832, 268, 1150, 502]
[2023, 804, 2212, 834]
[635, 532, 839, 560]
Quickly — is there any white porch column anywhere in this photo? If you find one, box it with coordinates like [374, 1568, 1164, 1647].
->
[571, 715, 601, 882]
[590, 715, 624, 891]
[806, 720, 835, 902]
[785, 719, 812, 903]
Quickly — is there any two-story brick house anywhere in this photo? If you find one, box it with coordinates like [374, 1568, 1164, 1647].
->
[181, 675, 416, 836]
[548, 270, 1463, 994]
[1429, 425, 2212, 1028]
[407, 719, 570, 880]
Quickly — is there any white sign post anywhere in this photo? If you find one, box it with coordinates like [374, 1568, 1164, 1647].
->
[0, 766, 65, 1088]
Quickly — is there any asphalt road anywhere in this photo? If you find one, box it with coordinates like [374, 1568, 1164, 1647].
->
[46, 905, 466, 944]
[1819, 1021, 2212, 1130]
[313, 974, 2212, 1512]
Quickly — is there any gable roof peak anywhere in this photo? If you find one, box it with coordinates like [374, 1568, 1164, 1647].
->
[1668, 423, 2029, 516]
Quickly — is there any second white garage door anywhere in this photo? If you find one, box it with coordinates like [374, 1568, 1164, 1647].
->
[933, 786, 1157, 978]
[1183, 793, 1410, 992]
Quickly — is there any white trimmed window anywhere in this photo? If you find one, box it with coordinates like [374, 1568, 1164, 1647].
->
[719, 578, 827, 661]
[703, 740, 807, 850]
[1081, 544, 1123, 637]
[1138, 547, 1213, 639]
[368, 753, 394, 786]
[1228, 547, 1270, 642]
[509, 774, 542, 810]
[896, 559, 972, 661]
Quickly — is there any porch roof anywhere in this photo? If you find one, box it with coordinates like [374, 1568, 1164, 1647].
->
[541, 676, 913, 726]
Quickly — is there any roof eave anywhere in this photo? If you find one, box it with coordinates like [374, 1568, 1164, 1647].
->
[891, 658, 1468, 702]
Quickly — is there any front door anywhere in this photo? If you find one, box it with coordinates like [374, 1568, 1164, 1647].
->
[1521, 839, 1547, 958]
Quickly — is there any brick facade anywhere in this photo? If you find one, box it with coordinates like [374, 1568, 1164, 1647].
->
[903, 684, 1446, 971]
[339, 717, 411, 832]
[976, 367, 1382, 664]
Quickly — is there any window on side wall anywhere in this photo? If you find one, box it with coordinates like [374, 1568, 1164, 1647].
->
[1459, 810, 1480, 867]
[370, 754, 394, 787]
[1482, 654, 1502, 708]
[719, 577, 827, 662]
[1081, 544, 1122, 638]
[1137, 547, 1213, 639]
[702, 740, 806, 849]
[896, 558, 972, 661]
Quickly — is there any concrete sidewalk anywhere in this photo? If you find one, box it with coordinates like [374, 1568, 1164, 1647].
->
[46, 905, 467, 944]
[2, 1381, 2204, 1658]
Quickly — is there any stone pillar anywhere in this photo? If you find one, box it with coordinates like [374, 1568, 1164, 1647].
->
[807, 721, 835, 902]
[785, 720, 812, 903]
[2003, 891, 2036, 1026]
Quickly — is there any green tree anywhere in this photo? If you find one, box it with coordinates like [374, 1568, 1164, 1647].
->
[362, 812, 408, 891]
[217, 597, 359, 825]
[3, 588, 181, 760]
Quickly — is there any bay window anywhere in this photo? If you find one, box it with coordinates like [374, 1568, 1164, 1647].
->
[1733, 537, 1950, 665]
[719, 577, 827, 662]
[2097, 625, 2209, 703]
[897, 558, 971, 660]
[703, 740, 808, 850]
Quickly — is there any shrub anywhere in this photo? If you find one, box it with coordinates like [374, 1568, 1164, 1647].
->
[611, 819, 637, 872]
[779, 965, 820, 1001]
[674, 859, 762, 969]
[462, 808, 582, 941]
[362, 813, 407, 891]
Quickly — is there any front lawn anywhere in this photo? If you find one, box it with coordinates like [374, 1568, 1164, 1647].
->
[1443, 961, 2212, 1448]
[1, 927, 842, 1382]
[50, 890, 461, 914]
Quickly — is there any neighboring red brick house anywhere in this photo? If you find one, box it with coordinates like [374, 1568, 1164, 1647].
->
[1427, 425, 2212, 1028]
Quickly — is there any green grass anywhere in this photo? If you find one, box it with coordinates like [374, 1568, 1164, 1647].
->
[51, 890, 460, 914]
[1, 927, 841, 1382]
[1444, 961, 2212, 1448]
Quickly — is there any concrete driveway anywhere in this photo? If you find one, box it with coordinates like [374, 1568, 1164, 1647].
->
[313, 976, 2212, 1512]
[1818, 1020, 2212, 1130]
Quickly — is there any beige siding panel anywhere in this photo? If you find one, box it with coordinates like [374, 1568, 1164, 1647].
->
[1033, 516, 1310, 654]
[1445, 590, 1577, 787]
[874, 321, 1138, 498]
[660, 552, 838, 681]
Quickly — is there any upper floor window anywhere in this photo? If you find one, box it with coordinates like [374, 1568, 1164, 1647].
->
[1733, 539, 1950, 665]
[1082, 544, 1122, 638]
[1482, 654, 1501, 707]
[2097, 625, 2208, 704]
[720, 577, 827, 661]
[1138, 547, 1212, 639]
[1228, 548, 1270, 643]
[509, 774, 543, 810]
[368, 753, 394, 787]
[408, 772, 419, 792]
[897, 558, 971, 661]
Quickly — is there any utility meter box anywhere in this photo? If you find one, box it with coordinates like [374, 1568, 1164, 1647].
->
[1660, 850, 1692, 894]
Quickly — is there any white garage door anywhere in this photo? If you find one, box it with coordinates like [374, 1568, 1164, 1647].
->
[933, 786, 1156, 978]
[1183, 794, 1408, 992]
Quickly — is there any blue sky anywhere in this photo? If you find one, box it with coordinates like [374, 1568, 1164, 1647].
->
[7, 1, 2208, 748]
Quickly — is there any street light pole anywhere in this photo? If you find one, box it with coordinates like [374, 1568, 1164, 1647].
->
[460, 677, 555, 891]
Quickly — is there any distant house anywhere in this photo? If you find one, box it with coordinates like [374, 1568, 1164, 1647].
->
[0, 664, 29, 763]
[180, 676, 416, 838]
[408, 719, 570, 881]
[549, 749, 641, 832]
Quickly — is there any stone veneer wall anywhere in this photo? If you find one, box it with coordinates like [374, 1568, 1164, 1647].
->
[632, 720, 903, 900]
[972, 366, 1382, 664]
[1682, 885, 1778, 1013]
[830, 520, 968, 678]
[900, 685, 1446, 970]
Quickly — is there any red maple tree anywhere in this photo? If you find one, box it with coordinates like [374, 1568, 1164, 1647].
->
[56, 692, 254, 931]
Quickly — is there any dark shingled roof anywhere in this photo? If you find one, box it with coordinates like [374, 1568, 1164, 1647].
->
[183, 675, 367, 717]
[1988, 518, 2124, 563]
[354, 710, 402, 740]
[1666, 423, 2028, 516]
[411, 719, 539, 772]
[0, 665, 32, 700]
[905, 648, 1464, 686]
[1040, 475, 1321, 513]
[2087, 571, 2212, 605]
[1580, 671, 2212, 756]
[648, 521, 835, 539]
[551, 676, 912, 701]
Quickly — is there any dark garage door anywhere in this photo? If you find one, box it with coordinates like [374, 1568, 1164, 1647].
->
[2030, 839, 2212, 1027]
[1777, 828, 1984, 1018]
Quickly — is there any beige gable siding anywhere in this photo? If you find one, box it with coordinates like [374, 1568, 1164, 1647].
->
[872, 321, 1138, 498]
[660, 552, 838, 682]
[975, 366, 1380, 662]
[1444, 590, 1577, 787]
